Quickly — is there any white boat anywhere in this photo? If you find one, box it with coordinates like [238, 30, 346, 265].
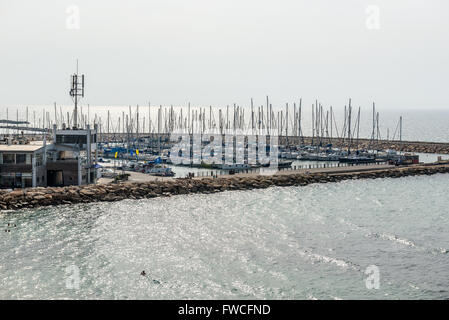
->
[101, 168, 117, 178]
[145, 165, 175, 177]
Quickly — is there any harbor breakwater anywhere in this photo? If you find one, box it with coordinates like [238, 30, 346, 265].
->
[281, 137, 449, 154]
[1, 163, 449, 211]
[94, 133, 449, 154]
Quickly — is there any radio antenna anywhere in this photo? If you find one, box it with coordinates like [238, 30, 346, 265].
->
[69, 59, 85, 129]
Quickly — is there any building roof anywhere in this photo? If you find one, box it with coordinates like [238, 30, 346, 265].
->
[0, 141, 44, 152]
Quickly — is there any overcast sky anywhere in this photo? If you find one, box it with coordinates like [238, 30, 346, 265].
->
[0, 0, 448, 110]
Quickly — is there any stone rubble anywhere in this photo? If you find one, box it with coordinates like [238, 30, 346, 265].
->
[1, 163, 449, 211]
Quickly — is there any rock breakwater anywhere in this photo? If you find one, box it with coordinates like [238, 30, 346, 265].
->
[1, 164, 449, 211]
[284, 137, 449, 154]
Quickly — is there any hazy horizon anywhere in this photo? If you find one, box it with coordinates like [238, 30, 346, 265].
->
[0, 0, 448, 110]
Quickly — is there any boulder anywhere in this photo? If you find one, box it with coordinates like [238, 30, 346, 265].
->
[80, 189, 96, 196]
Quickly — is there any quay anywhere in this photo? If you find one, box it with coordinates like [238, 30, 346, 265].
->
[1, 162, 449, 211]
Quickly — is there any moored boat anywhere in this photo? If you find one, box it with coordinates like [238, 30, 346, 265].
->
[145, 165, 175, 177]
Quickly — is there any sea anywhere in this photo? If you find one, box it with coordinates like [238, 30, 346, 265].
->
[1, 106, 449, 299]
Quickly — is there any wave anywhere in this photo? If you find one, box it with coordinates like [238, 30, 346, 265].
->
[298, 249, 360, 271]
[337, 217, 417, 247]
[369, 232, 416, 248]
[337, 218, 449, 257]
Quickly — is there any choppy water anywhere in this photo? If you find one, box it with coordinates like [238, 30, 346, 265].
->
[1, 173, 449, 299]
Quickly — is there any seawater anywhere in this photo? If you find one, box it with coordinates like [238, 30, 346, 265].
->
[1, 173, 449, 299]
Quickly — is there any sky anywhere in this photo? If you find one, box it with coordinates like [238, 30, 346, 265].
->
[0, 0, 448, 111]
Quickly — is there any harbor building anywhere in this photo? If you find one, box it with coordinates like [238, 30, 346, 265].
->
[45, 124, 98, 186]
[0, 64, 99, 189]
[0, 125, 98, 189]
[0, 141, 47, 188]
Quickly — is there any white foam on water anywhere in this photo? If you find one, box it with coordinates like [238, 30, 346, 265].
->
[337, 217, 418, 249]
[369, 232, 416, 248]
[408, 283, 420, 290]
[296, 249, 360, 271]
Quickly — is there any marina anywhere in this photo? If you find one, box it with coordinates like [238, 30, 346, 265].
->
[0, 72, 429, 188]
[1, 0, 448, 303]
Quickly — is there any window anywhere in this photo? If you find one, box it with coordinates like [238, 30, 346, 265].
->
[23, 178, 32, 188]
[16, 154, 27, 164]
[0, 175, 15, 188]
[35, 155, 43, 167]
[56, 134, 87, 144]
[3, 154, 15, 164]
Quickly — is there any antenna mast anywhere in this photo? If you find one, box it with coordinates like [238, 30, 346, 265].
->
[69, 60, 85, 129]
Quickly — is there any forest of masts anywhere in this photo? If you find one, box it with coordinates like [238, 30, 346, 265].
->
[1, 97, 403, 146]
